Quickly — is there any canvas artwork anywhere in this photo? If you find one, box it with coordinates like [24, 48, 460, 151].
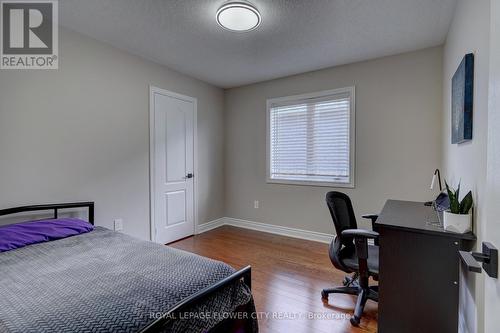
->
[451, 53, 474, 144]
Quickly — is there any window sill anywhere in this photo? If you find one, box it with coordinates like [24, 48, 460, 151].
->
[266, 178, 355, 188]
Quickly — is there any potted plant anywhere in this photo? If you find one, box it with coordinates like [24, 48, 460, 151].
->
[443, 182, 473, 233]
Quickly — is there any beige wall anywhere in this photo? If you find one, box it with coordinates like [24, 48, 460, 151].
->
[224, 47, 443, 234]
[0, 28, 226, 240]
[442, 1, 491, 332]
[0, 29, 445, 240]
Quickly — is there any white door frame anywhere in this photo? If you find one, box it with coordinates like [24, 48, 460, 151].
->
[149, 85, 198, 242]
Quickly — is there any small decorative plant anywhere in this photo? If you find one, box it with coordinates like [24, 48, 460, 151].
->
[445, 182, 473, 215]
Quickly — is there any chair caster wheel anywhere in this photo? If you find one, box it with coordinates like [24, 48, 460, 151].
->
[321, 290, 328, 299]
[350, 316, 360, 326]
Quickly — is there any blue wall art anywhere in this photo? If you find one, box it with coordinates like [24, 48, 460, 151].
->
[451, 53, 474, 144]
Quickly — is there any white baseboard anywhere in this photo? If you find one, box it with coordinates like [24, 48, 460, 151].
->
[197, 217, 334, 244]
[195, 218, 225, 234]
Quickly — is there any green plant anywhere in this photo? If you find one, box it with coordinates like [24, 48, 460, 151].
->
[445, 181, 473, 214]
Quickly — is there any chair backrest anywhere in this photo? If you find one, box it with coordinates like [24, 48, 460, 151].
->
[326, 191, 357, 247]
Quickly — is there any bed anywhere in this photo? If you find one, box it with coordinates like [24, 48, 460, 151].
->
[0, 202, 257, 333]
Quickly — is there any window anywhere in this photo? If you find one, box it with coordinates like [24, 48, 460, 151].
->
[267, 87, 355, 187]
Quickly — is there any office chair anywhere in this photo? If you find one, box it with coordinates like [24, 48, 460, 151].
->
[321, 191, 379, 326]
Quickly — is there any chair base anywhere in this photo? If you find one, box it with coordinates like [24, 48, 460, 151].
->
[321, 284, 378, 326]
[343, 273, 359, 287]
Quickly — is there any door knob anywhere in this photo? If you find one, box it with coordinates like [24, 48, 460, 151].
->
[186, 173, 194, 179]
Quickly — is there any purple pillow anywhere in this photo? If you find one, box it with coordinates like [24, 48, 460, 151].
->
[0, 218, 94, 253]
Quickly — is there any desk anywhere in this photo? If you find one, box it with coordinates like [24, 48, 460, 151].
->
[376, 200, 476, 333]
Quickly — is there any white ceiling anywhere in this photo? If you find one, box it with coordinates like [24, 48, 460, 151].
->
[59, 0, 457, 88]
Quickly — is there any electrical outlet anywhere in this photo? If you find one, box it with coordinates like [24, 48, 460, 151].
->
[114, 219, 124, 231]
[254, 200, 259, 209]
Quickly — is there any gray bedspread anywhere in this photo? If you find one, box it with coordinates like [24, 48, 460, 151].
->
[0, 227, 255, 333]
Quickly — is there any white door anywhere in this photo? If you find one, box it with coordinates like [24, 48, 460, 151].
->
[150, 87, 196, 244]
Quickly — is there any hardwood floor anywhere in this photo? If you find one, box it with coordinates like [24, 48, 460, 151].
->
[169, 226, 378, 333]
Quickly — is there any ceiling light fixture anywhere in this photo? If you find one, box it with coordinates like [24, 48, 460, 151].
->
[216, 1, 261, 32]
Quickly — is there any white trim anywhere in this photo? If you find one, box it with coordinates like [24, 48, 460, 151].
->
[196, 217, 376, 246]
[264, 178, 354, 188]
[196, 217, 334, 244]
[149, 86, 198, 242]
[266, 86, 356, 188]
[195, 218, 225, 234]
[149, 87, 155, 241]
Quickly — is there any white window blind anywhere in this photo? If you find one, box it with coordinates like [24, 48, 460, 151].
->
[267, 88, 354, 187]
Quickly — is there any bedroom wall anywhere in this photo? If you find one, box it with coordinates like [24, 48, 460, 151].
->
[0, 27, 225, 240]
[442, 1, 491, 332]
[224, 46, 443, 234]
[484, 2, 500, 331]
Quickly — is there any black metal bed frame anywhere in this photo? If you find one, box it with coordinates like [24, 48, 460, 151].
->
[0, 202, 95, 224]
[0, 202, 253, 333]
[140, 265, 252, 333]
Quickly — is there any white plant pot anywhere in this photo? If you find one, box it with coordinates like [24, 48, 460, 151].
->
[443, 211, 472, 233]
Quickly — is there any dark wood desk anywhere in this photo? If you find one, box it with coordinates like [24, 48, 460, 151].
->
[376, 200, 476, 333]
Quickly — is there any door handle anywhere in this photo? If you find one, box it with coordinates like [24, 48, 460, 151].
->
[459, 242, 498, 278]
[185, 173, 194, 179]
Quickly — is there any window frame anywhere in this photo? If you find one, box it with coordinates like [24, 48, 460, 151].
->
[266, 86, 356, 188]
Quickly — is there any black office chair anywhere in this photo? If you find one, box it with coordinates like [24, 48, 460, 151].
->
[321, 191, 379, 326]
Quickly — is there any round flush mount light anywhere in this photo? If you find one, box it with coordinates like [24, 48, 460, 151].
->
[216, 1, 261, 32]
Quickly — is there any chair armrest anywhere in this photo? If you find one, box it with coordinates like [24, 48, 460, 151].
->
[361, 214, 379, 222]
[362, 214, 380, 246]
[341, 229, 379, 239]
[342, 229, 379, 261]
